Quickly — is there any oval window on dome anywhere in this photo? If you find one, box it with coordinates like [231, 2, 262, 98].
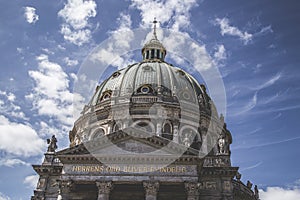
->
[100, 90, 112, 102]
[112, 71, 121, 78]
[182, 91, 191, 100]
[176, 70, 185, 76]
[141, 86, 150, 94]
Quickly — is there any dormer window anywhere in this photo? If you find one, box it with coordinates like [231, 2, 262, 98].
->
[99, 90, 112, 102]
[112, 71, 121, 78]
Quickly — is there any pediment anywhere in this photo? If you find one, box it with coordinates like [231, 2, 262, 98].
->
[57, 128, 200, 160]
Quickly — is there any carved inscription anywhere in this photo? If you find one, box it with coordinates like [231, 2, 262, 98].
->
[71, 165, 187, 173]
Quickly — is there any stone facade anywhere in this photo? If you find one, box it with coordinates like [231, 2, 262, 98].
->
[31, 24, 259, 200]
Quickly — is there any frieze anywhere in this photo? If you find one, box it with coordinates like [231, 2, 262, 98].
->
[198, 181, 217, 190]
[63, 164, 197, 176]
[203, 156, 231, 167]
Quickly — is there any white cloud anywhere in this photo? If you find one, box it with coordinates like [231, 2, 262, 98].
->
[24, 6, 39, 24]
[0, 90, 27, 120]
[213, 44, 227, 64]
[214, 17, 253, 44]
[24, 175, 39, 189]
[131, 0, 197, 31]
[90, 13, 135, 69]
[27, 54, 85, 133]
[0, 158, 29, 167]
[28, 54, 76, 126]
[64, 57, 79, 66]
[0, 115, 45, 157]
[60, 25, 92, 46]
[0, 192, 10, 200]
[260, 187, 300, 200]
[58, 0, 97, 45]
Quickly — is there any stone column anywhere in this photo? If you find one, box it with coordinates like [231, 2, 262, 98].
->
[57, 180, 73, 200]
[173, 125, 179, 143]
[143, 181, 159, 200]
[96, 181, 113, 200]
[185, 182, 200, 200]
[156, 122, 162, 136]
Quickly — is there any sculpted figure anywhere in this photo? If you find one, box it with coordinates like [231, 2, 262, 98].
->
[218, 137, 226, 154]
[47, 135, 57, 152]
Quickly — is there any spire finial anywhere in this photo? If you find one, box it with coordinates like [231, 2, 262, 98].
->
[152, 17, 158, 39]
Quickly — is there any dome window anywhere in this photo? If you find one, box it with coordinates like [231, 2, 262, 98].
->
[136, 84, 154, 95]
[91, 128, 105, 139]
[142, 65, 154, 71]
[176, 70, 185, 76]
[182, 91, 191, 100]
[112, 71, 121, 78]
[99, 90, 112, 102]
[141, 86, 150, 94]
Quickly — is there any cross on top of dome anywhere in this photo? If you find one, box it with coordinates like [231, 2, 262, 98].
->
[152, 17, 158, 40]
[142, 18, 166, 61]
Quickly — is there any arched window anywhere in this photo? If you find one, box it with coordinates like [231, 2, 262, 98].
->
[113, 123, 121, 132]
[162, 123, 173, 140]
[151, 49, 155, 58]
[99, 90, 112, 102]
[91, 128, 105, 139]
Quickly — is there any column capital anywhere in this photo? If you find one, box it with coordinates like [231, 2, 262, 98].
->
[58, 180, 73, 193]
[57, 180, 73, 199]
[185, 182, 200, 200]
[96, 181, 113, 200]
[96, 181, 113, 194]
[143, 181, 159, 200]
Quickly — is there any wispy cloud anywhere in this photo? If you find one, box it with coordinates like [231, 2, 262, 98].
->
[24, 175, 39, 189]
[254, 25, 273, 37]
[213, 44, 227, 65]
[233, 136, 300, 150]
[214, 17, 252, 44]
[251, 73, 282, 91]
[231, 92, 257, 116]
[0, 192, 10, 200]
[240, 161, 263, 172]
[0, 158, 29, 167]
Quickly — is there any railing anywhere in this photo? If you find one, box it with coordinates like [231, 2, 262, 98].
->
[131, 96, 158, 103]
[232, 179, 259, 200]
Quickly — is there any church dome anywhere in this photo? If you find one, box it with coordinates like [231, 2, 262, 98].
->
[88, 62, 207, 107]
[69, 22, 222, 151]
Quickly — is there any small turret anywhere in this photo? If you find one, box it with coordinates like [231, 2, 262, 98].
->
[142, 18, 166, 61]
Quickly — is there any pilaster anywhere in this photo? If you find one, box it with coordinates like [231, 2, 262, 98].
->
[57, 180, 73, 200]
[185, 182, 200, 200]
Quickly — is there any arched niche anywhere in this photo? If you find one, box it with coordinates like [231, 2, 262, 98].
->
[162, 122, 173, 140]
[179, 125, 201, 150]
[90, 128, 105, 140]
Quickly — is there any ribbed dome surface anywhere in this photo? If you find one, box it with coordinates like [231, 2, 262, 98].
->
[89, 61, 206, 106]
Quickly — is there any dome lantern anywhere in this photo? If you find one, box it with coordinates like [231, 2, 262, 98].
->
[142, 18, 166, 61]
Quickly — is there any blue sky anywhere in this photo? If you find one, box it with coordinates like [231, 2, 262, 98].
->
[0, 0, 300, 199]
